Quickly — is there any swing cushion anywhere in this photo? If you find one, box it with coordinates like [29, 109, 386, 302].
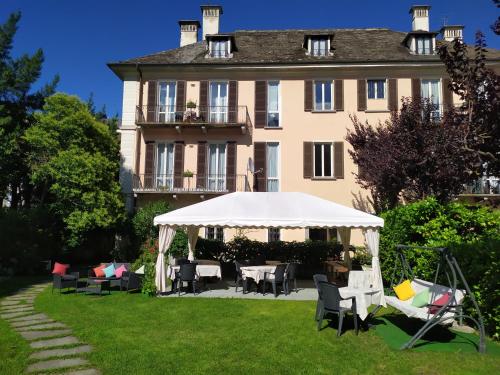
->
[428, 292, 451, 314]
[411, 288, 430, 308]
[393, 280, 416, 301]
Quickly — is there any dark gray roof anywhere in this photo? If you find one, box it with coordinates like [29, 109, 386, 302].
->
[109, 28, 500, 66]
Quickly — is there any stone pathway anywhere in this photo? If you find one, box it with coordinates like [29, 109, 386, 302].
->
[0, 282, 101, 374]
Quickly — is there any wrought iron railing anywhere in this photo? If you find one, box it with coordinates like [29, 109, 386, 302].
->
[462, 177, 500, 195]
[132, 174, 249, 193]
[136, 105, 250, 128]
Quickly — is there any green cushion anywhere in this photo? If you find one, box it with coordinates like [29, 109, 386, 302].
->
[411, 288, 430, 308]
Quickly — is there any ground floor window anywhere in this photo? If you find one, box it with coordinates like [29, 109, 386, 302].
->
[307, 228, 337, 241]
[206, 226, 224, 242]
[268, 227, 281, 242]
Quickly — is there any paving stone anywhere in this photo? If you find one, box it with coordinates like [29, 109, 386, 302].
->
[10, 318, 54, 328]
[26, 357, 88, 373]
[1, 300, 22, 306]
[9, 313, 48, 322]
[29, 345, 92, 360]
[17, 322, 67, 331]
[20, 329, 72, 341]
[64, 369, 101, 375]
[1, 310, 36, 319]
[30, 336, 79, 349]
[0, 305, 34, 313]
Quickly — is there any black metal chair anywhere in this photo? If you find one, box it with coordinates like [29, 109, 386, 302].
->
[176, 258, 190, 266]
[120, 272, 142, 293]
[234, 261, 249, 293]
[317, 281, 358, 336]
[52, 272, 79, 294]
[262, 263, 288, 297]
[313, 274, 328, 321]
[173, 263, 198, 296]
[285, 263, 299, 294]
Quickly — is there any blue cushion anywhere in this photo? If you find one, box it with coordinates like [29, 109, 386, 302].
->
[104, 264, 115, 278]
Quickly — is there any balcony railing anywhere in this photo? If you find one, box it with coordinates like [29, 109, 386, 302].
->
[136, 105, 251, 132]
[133, 174, 250, 193]
[462, 177, 500, 195]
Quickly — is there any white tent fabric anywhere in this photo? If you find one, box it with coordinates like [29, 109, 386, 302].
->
[155, 226, 176, 293]
[338, 227, 352, 270]
[154, 192, 385, 297]
[365, 228, 386, 306]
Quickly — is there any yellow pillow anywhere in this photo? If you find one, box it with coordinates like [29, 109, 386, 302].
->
[393, 280, 416, 301]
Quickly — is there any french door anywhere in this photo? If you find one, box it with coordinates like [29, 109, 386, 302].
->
[158, 82, 176, 122]
[421, 79, 441, 118]
[208, 144, 226, 190]
[156, 143, 174, 189]
[209, 82, 228, 123]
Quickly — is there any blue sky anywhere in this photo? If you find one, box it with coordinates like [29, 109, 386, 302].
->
[1, 0, 498, 116]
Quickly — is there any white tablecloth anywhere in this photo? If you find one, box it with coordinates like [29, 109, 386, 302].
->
[240, 265, 276, 283]
[338, 287, 382, 321]
[167, 264, 222, 280]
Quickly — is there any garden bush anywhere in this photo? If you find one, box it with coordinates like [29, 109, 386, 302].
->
[379, 197, 500, 339]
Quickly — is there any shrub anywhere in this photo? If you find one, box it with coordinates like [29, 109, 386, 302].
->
[132, 201, 170, 244]
[379, 198, 500, 339]
[131, 238, 158, 296]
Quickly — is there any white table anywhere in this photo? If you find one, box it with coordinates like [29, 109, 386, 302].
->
[167, 264, 222, 281]
[338, 287, 382, 321]
[240, 265, 277, 283]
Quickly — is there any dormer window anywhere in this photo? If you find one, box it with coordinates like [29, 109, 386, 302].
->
[305, 35, 333, 57]
[415, 36, 432, 54]
[403, 31, 437, 55]
[210, 39, 229, 58]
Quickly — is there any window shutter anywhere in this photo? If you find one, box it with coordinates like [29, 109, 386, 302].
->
[357, 80, 367, 111]
[253, 142, 267, 191]
[199, 80, 209, 122]
[176, 80, 186, 113]
[173, 142, 184, 188]
[226, 142, 237, 191]
[255, 81, 267, 128]
[388, 79, 398, 111]
[147, 81, 157, 122]
[333, 142, 344, 179]
[303, 142, 313, 179]
[442, 78, 453, 111]
[145, 142, 155, 189]
[228, 81, 238, 123]
[196, 141, 207, 189]
[334, 80, 344, 111]
[411, 78, 421, 101]
[304, 80, 313, 111]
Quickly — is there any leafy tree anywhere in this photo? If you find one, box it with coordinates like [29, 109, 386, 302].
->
[24, 93, 124, 247]
[0, 12, 58, 207]
[492, 0, 500, 35]
[346, 99, 476, 212]
[438, 32, 500, 177]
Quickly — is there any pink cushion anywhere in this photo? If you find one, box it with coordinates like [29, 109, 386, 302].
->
[52, 262, 69, 276]
[428, 292, 451, 314]
[115, 265, 128, 278]
[93, 265, 106, 278]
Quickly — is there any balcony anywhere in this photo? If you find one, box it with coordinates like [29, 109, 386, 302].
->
[132, 174, 250, 194]
[136, 105, 251, 134]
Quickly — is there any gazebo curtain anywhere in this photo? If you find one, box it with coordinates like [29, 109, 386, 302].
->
[338, 227, 352, 270]
[365, 228, 386, 306]
[155, 226, 176, 294]
[187, 226, 199, 261]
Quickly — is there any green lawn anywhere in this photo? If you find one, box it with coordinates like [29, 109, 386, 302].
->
[1, 278, 500, 374]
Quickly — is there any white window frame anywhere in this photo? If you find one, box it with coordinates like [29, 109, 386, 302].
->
[415, 36, 432, 55]
[421, 78, 442, 118]
[366, 79, 386, 100]
[268, 228, 281, 242]
[308, 37, 330, 57]
[209, 39, 230, 58]
[157, 81, 177, 122]
[155, 141, 175, 188]
[266, 141, 280, 192]
[266, 81, 281, 128]
[313, 80, 334, 111]
[207, 142, 227, 191]
[206, 226, 224, 241]
[209, 81, 229, 123]
[313, 142, 334, 178]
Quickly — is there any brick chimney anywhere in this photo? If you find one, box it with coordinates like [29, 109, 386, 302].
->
[179, 20, 200, 47]
[410, 5, 431, 31]
[201, 5, 223, 40]
[441, 25, 464, 42]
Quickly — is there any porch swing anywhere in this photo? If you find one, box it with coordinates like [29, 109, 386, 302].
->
[385, 245, 486, 353]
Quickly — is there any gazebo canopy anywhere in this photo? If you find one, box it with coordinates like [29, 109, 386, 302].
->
[153, 192, 384, 229]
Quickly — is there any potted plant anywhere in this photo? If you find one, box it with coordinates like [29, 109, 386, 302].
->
[186, 100, 197, 109]
[183, 170, 194, 178]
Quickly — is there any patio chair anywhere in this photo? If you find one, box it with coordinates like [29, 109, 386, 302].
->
[317, 281, 358, 336]
[173, 263, 198, 296]
[262, 263, 288, 297]
[176, 258, 190, 266]
[120, 271, 142, 293]
[52, 272, 79, 294]
[234, 261, 249, 294]
[313, 274, 328, 321]
[285, 262, 299, 294]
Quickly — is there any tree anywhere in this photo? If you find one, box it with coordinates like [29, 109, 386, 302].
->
[0, 12, 58, 208]
[438, 32, 500, 177]
[346, 99, 476, 212]
[24, 93, 125, 247]
[492, 0, 500, 35]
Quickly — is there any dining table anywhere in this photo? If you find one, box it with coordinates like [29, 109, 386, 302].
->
[166, 262, 222, 281]
[338, 286, 383, 321]
[239, 265, 277, 284]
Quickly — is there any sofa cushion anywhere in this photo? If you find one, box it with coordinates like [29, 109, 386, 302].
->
[52, 262, 69, 276]
[411, 288, 430, 308]
[93, 265, 106, 278]
[104, 263, 116, 278]
[115, 264, 128, 278]
[393, 280, 415, 301]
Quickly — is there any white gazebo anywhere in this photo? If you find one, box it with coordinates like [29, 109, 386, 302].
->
[153, 192, 385, 304]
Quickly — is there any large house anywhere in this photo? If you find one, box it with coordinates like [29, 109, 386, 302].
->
[108, 5, 499, 244]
